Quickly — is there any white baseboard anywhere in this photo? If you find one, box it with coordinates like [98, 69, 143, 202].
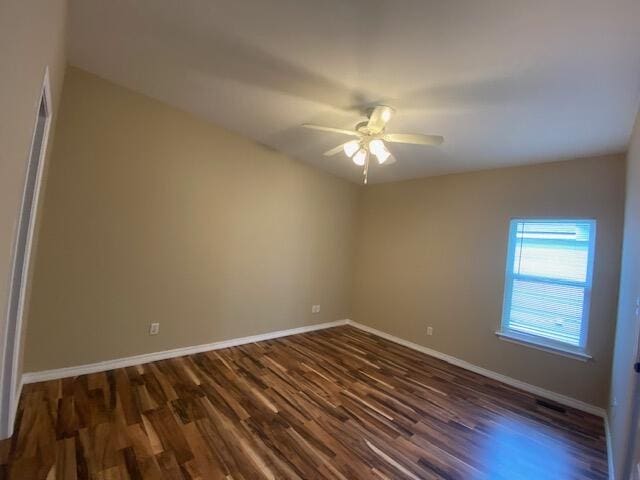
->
[346, 320, 606, 418]
[22, 319, 349, 384]
[24, 317, 606, 418]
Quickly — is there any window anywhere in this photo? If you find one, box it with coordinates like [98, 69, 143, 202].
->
[498, 219, 596, 359]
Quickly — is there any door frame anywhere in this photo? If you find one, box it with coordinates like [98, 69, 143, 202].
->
[0, 67, 52, 438]
[625, 346, 640, 479]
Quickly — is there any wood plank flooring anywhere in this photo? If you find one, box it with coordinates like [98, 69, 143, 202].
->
[0, 326, 608, 479]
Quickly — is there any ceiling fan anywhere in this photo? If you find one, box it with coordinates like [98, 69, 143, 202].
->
[302, 105, 443, 184]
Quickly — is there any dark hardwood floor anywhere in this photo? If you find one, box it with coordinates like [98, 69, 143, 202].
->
[0, 325, 608, 479]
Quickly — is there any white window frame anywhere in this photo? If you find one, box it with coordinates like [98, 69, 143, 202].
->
[496, 218, 596, 361]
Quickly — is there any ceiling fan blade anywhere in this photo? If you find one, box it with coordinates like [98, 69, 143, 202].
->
[367, 105, 395, 134]
[323, 143, 347, 156]
[384, 133, 444, 146]
[302, 124, 360, 137]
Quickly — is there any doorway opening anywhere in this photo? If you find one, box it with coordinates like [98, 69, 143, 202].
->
[0, 69, 52, 438]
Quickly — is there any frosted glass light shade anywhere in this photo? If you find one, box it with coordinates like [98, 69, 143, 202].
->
[374, 149, 391, 164]
[369, 139, 390, 164]
[343, 140, 360, 158]
[353, 148, 367, 166]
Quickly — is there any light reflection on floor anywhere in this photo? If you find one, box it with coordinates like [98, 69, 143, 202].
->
[479, 417, 574, 479]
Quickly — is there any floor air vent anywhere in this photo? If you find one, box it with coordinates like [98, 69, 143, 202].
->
[536, 399, 566, 413]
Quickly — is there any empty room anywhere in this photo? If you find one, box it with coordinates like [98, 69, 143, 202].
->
[2, 0, 640, 478]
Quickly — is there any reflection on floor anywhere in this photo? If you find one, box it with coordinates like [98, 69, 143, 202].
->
[0, 325, 607, 479]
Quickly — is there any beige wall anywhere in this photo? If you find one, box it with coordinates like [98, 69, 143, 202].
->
[24, 68, 358, 371]
[608, 112, 640, 478]
[0, 0, 67, 433]
[353, 156, 625, 407]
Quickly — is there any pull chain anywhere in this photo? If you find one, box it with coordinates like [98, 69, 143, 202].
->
[363, 153, 370, 184]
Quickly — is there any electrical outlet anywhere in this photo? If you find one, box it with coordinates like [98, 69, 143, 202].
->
[149, 322, 160, 335]
[312, 305, 321, 313]
[427, 326, 433, 336]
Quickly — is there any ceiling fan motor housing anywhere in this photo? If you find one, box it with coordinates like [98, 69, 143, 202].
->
[355, 121, 372, 135]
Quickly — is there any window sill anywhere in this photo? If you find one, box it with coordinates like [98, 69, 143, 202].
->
[495, 331, 592, 361]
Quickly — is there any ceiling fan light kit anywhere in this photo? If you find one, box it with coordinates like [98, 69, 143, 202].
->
[303, 105, 444, 184]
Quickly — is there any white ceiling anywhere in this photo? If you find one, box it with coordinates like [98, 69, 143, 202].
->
[68, 0, 640, 184]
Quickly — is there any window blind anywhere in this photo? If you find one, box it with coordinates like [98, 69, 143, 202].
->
[501, 220, 596, 349]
